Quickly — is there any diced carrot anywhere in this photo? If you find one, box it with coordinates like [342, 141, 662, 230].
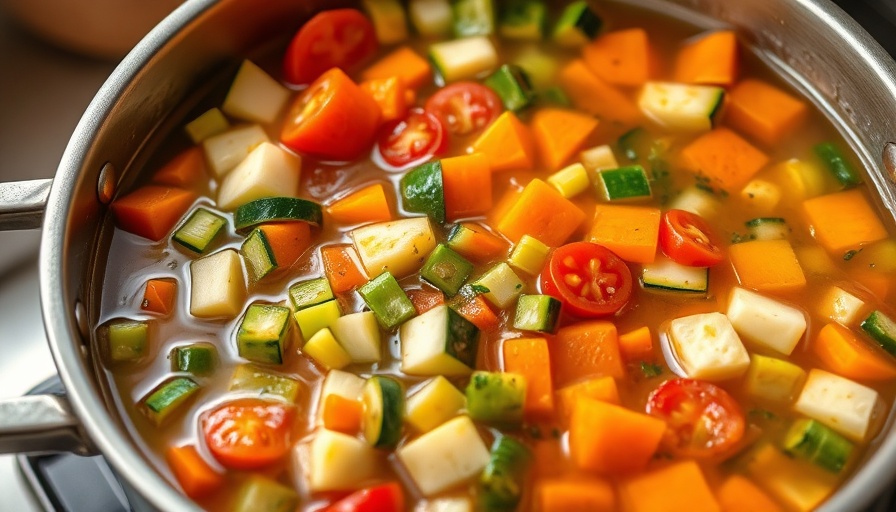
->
[327, 183, 393, 225]
[258, 222, 312, 270]
[450, 294, 500, 332]
[716, 475, 783, 512]
[558, 60, 641, 125]
[320, 244, 369, 293]
[152, 147, 208, 188]
[618, 460, 721, 512]
[166, 445, 225, 499]
[728, 239, 807, 292]
[406, 288, 445, 315]
[850, 268, 890, 301]
[111, 185, 197, 241]
[556, 376, 620, 422]
[530, 108, 599, 170]
[680, 127, 770, 191]
[322, 394, 363, 435]
[470, 111, 536, 172]
[536, 477, 616, 512]
[582, 28, 653, 87]
[618, 326, 654, 361]
[451, 222, 509, 262]
[674, 30, 739, 86]
[532, 439, 570, 478]
[360, 46, 432, 90]
[360, 76, 410, 124]
[586, 204, 661, 264]
[495, 179, 586, 247]
[142, 278, 177, 315]
[503, 337, 554, 417]
[802, 189, 888, 254]
[727, 79, 808, 147]
[569, 398, 665, 474]
[812, 322, 896, 381]
[552, 321, 624, 387]
[442, 153, 492, 221]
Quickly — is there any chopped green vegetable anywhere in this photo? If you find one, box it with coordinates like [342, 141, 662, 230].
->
[358, 272, 416, 329]
[465, 371, 526, 426]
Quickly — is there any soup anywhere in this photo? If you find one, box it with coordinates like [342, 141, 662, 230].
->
[97, 0, 896, 510]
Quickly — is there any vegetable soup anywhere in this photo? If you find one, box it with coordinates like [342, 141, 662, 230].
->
[98, 0, 896, 510]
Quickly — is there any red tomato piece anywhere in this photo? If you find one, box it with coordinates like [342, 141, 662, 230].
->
[281, 67, 381, 161]
[324, 482, 405, 512]
[541, 242, 633, 318]
[424, 82, 502, 136]
[376, 108, 448, 169]
[283, 9, 378, 85]
[659, 209, 725, 267]
[646, 378, 745, 458]
[202, 398, 296, 470]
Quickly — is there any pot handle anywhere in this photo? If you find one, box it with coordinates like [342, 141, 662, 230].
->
[0, 179, 52, 230]
[0, 395, 92, 455]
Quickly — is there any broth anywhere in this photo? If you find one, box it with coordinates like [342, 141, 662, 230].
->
[95, 1, 896, 510]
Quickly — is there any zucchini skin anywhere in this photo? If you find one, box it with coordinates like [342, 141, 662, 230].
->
[363, 375, 405, 448]
[479, 435, 532, 511]
[234, 197, 323, 230]
[400, 161, 446, 224]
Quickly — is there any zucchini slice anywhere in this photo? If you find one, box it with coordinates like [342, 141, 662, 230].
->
[513, 294, 561, 333]
[452, 0, 495, 37]
[746, 217, 790, 241]
[641, 256, 709, 293]
[358, 272, 417, 329]
[400, 161, 446, 224]
[465, 371, 526, 426]
[173, 207, 227, 254]
[814, 142, 861, 188]
[400, 304, 480, 376]
[480, 436, 532, 511]
[420, 244, 474, 296]
[141, 377, 200, 426]
[552, 0, 602, 48]
[596, 165, 652, 201]
[170, 342, 218, 375]
[288, 277, 334, 311]
[232, 474, 298, 512]
[228, 364, 302, 402]
[783, 418, 853, 473]
[106, 320, 148, 362]
[362, 375, 405, 448]
[240, 228, 277, 282]
[638, 82, 725, 132]
[429, 36, 498, 83]
[236, 304, 292, 364]
[498, 0, 546, 41]
[484, 64, 536, 111]
[860, 310, 896, 356]
[234, 197, 323, 231]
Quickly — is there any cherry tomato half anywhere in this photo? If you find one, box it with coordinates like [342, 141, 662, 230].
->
[659, 209, 725, 267]
[280, 68, 381, 162]
[202, 398, 296, 470]
[541, 242, 633, 317]
[376, 108, 448, 169]
[646, 378, 745, 458]
[282, 9, 378, 85]
[324, 482, 405, 512]
[424, 82, 502, 136]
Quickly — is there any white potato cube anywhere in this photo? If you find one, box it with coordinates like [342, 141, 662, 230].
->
[818, 285, 865, 325]
[668, 312, 750, 381]
[415, 496, 472, 512]
[794, 369, 879, 441]
[352, 217, 437, 279]
[202, 124, 269, 177]
[726, 287, 807, 355]
[222, 60, 291, 124]
[740, 179, 781, 212]
[189, 249, 246, 318]
[669, 185, 721, 219]
[331, 311, 382, 363]
[406, 376, 466, 432]
[579, 144, 619, 173]
[317, 370, 365, 424]
[397, 415, 490, 496]
[308, 429, 377, 492]
[216, 142, 301, 210]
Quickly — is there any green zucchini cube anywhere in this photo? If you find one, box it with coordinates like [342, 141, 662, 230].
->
[106, 320, 149, 362]
[484, 64, 536, 111]
[465, 371, 526, 426]
[170, 342, 218, 375]
[498, 0, 546, 41]
[400, 304, 480, 376]
[452, 0, 496, 37]
[173, 207, 227, 254]
[513, 294, 561, 333]
[552, 0, 602, 48]
[358, 272, 416, 329]
[140, 377, 200, 426]
[480, 436, 532, 511]
[237, 304, 292, 364]
[597, 165, 652, 201]
[288, 277, 334, 311]
[783, 418, 853, 473]
[473, 262, 525, 309]
[421, 244, 474, 296]
[229, 364, 302, 402]
[860, 310, 896, 356]
[232, 475, 298, 512]
[293, 299, 342, 341]
[240, 228, 277, 282]
[400, 160, 445, 224]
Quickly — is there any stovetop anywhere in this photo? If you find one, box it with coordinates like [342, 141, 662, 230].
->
[0, 0, 895, 510]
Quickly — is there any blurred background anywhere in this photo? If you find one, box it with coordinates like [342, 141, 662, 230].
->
[0, 0, 893, 510]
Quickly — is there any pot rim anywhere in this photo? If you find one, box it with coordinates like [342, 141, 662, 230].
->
[37, 0, 896, 510]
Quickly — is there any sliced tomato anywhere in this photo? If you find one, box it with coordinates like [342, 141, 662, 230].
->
[281, 68, 381, 161]
[540, 242, 633, 317]
[376, 108, 448, 169]
[283, 9, 378, 85]
[424, 82, 502, 136]
[324, 482, 404, 512]
[202, 398, 296, 470]
[646, 378, 745, 458]
[659, 209, 725, 267]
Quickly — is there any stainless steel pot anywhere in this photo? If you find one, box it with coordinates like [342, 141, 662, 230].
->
[0, 0, 895, 510]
